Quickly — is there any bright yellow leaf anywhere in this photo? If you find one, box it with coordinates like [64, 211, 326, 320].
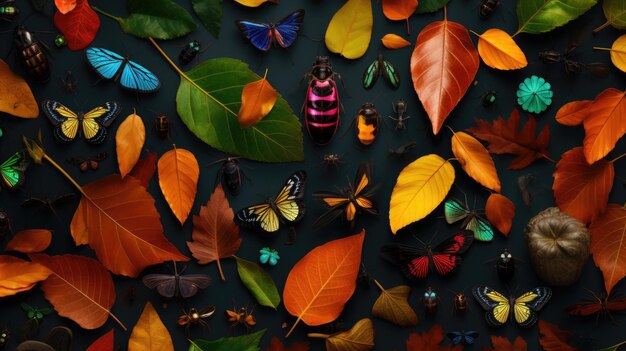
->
[389, 154, 455, 234]
[325, 0, 373, 59]
[595, 34, 626, 73]
[381, 34, 411, 49]
[128, 302, 174, 351]
[232, 0, 278, 7]
[476, 28, 527, 70]
[238, 69, 278, 129]
[451, 131, 501, 192]
[116, 112, 146, 178]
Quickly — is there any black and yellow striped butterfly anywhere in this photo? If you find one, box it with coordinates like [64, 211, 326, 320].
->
[473, 286, 552, 328]
[42, 100, 121, 144]
[235, 170, 306, 234]
[362, 53, 400, 90]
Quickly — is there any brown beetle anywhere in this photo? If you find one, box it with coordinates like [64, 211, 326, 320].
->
[14, 25, 49, 82]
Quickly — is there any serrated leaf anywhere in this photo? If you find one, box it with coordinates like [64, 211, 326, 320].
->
[371, 280, 417, 327]
[189, 330, 266, 351]
[235, 256, 280, 309]
[192, 0, 222, 38]
[516, 0, 597, 35]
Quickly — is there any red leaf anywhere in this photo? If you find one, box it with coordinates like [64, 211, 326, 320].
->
[538, 320, 578, 351]
[129, 152, 157, 188]
[406, 324, 461, 351]
[266, 337, 309, 351]
[552, 147, 614, 224]
[555, 100, 592, 126]
[410, 17, 479, 135]
[54, 0, 100, 50]
[87, 330, 114, 351]
[482, 335, 527, 351]
[590, 204, 626, 296]
[5, 229, 52, 253]
[467, 108, 550, 170]
[485, 193, 515, 236]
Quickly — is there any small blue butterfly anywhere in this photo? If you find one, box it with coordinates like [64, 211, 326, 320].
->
[447, 331, 479, 345]
[236, 9, 305, 52]
[85, 47, 160, 93]
[259, 247, 280, 266]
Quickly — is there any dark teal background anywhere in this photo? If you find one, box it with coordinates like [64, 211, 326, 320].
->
[1, 0, 625, 350]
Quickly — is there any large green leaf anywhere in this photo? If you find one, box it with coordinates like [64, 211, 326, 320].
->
[235, 256, 280, 309]
[596, 0, 626, 32]
[192, 0, 223, 38]
[516, 0, 597, 34]
[176, 58, 304, 162]
[189, 330, 266, 351]
[415, 0, 450, 14]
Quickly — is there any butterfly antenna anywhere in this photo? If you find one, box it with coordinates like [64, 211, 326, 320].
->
[173, 260, 178, 276]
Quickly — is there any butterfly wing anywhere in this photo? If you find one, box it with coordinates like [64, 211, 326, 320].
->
[235, 203, 280, 233]
[380, 244, 429, 280]
[85, 47, 125, 80]
[464, 331, 479, 345]
[274, 170, 306, 223]
[0, 152, 28, 189]
[312, 190, 349, 229]
[142, 274, 176, 298]
[362, 59, 380, 90]
[42, 100, 79, 143]
[236, 20, 272, 51]
[465, 216, 494, 242]
[513, 287, 551, 327]
[120, 59, 161, 93]
[566, 301, 603, 316]
[429, 231, 474, 277]
[381, 58, 400, 89]
[473, 286, 510, 327]
[274, 9, 305, 48]
[177, 274, 212, 298]
[81, 102, 121, 144]
[446, 332, 463, 346]
[444, 198, 469, 224]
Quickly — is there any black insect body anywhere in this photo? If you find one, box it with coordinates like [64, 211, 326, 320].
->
[154, 115, 170, 139]
[14, 25, 50, 82]
[321, 153, 342, 168]
[497, 248, 515, 283]
[452, 291, 469, 315]
[179, 40, 205, 66]
[422, 287, 440, 314]
[209, 157, 243, 195]
[388, 99, 410, 130]
[539, 45, 609, 77]
[481, 90, 497, 107]
[0, 209, 10, 240]
[479, 0, 501, 19]
[388, 142, 417, 158]
[61, 70, 78, 94]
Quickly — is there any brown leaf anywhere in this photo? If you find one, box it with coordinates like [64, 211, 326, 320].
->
[555, 100, 592, 126]
[158, 146, 200, 224]
[467, 109, 550, 170]
[129, 152, 157, 188]
[0, 59, 39, 118]
[5, 229, 52, 253]
[187, 184, 241, 281]
[583, 88, 626, 164]
[538, 320, 578, 351]
[308, 318, 374, 351]
[406, 324, 461, 351]
[29, 253, 125, 330]
[70, 175, 188, 277]
[485, 193, 515, 236]
[238, 69, 278, 129]
[128, 302, 173, 351]
[371, 280, 417, 327]
[552, 147, 614, 224]
[0, 255, 51, 297]
[482, 335, 527, 351]
[116, 112, 145, 178]
[266, 337, 309, 351]
[451, 130, 501, 192]
[590, 204, 626, 296]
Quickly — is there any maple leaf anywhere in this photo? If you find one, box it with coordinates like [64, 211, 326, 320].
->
[406, 324, 462, 351]
[467, 108, 551, 169]
[482, 335, 527, 351]
[538, 320, 578, 351]
[266, 337, 309, 351]
[187, 184, 241, 281]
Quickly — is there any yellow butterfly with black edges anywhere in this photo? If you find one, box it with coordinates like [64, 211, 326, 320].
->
[472, 286, 551, 328]
[42, 100, 121, 144]
[235, 170, 306, 234]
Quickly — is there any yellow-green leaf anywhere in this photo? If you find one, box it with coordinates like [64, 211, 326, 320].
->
[325, 0, 373, 59]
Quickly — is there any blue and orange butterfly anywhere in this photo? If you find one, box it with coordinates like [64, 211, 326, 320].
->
[42, 100, 121, 144]
[85, 47, 160, 93]
[236, 9, 305, 52]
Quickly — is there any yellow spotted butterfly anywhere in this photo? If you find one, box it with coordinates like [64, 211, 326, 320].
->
[472, 286, 551, 328]
[235, 171, 306, 234]
[42, 100, 121, 144]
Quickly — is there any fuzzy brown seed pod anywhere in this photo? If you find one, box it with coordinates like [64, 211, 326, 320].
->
[524, 207, 590, 287]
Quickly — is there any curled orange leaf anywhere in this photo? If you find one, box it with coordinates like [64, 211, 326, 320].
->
[116, 112, 146, 178]
[475, 28, 527, 70]
[0, 255, 51, 297]
[555, 100, 592, 126]
[55, 0, 77, 14]
[381, 34, 411, 49]
[238, 69, 278, 129]
[583, 88, 626, 164]
[382, 0, 418, 34]
[451, 131, 501, 192]
[158, 146, 200, 224]
[590, 204, 626, 296]
[5, 229, 52, 253]
[485, 193, 515, 236]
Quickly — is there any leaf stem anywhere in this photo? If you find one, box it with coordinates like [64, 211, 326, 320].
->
[373, 279, 384, 292]
[593, 47, 611, 51]
[406, 18, 410, 35]
[307, 333, 330, 339]
[593, 21, 611, 34]
[91, 6, 123, 23]
[108, 312, 127, 331]
[286, 317, 301, 338]
[610, 153, 626, 163]
[542, 153, 555, 163]
[149, 37, 186, 78]
[217, 259, 226, 281]
[42, 154, 87, 197]
[469, 29, 480, 37]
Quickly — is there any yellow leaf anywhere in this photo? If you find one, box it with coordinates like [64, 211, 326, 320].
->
[158, 146, 200, 224]
[372, 280, 418, 327]
[308, 318, 375, 351]
[238, 69, 278, 129]
[116, 112, 146, 178]
[389, 154, 455, 234]
[596, 34, 626, 73]
[451, 131, 501, 192]
[232, 0, 278, 7]
[381, 34, 411, 49]
[0, 59, 39, 118]
[325, 0, 373, 59]
[476, 28, 527, 70]
[128, 302, 174, 351]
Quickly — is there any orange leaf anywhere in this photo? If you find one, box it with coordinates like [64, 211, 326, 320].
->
[158, 146, 200, 224]
[87, 330, 114, 351]
[411, 18, 479, 135]
[128, 302, 173, 351]
[583, 88, 626, 164]
[467, 109, 551, 170]
[483, 336, 527, 351]
[0, 59, 39, 118]
[381, 34, 411, 49]
[187, 184, 241, 281]
[238, 69, 278, 129]
[476, 28, 527, 70]
[29, 253, 125, 330]
[406, 324, 461, 351]
[70, 175, 188, 277]
[538, 320, 578, 351]
[283, 231, 365, 337]
[590, 204, 626, 296]
[555, 100, 592, 126]
[485, 193, 515, 236]
[266, 337, 310, 351]
[0, 255, 51, 297]
[552, 147, 614, 224]
[55, 0, 77, 14]
[5, 229, 52, 253]
[116, 112, 145, 178]
[451, 131, 501, 192]
[129, 151, 157, 188]
[382, 0, 418, 34]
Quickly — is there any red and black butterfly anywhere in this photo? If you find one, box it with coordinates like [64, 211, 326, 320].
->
[380, 231, 474, 280]
[566, 289, 626, 322]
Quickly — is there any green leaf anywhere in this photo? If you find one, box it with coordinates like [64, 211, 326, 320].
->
[598, 341, 626, 351]
[192, 0, 223, 38]
[516, 0, 597, 34]
[415, 0, 450, 14]
[119, 0, 197, 39]
[235, 256, 280, 309]
[176, 58, 304, 162]
[595, 0, 626, 32]
[189, 329, 266, 351]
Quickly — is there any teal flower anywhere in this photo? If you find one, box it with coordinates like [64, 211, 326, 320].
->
[517, 76, 553, 113]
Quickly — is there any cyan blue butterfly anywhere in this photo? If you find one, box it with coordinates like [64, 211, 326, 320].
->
[236, 9, 305, 52]
[85, 47, 160, 93]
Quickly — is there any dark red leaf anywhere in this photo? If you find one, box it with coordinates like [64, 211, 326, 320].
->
[54, 0, 100, 50]
[128, 152, 157, 188]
